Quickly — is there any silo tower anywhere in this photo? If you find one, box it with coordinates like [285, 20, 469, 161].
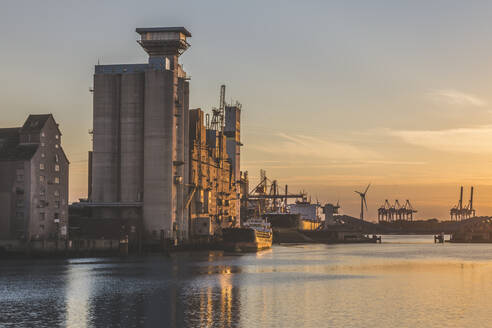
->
[136, 27, 192, 243]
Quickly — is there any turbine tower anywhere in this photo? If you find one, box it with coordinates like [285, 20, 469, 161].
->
[355, 184, 371, 221]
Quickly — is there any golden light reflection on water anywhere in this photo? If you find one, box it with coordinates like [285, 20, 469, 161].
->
[196, 262, 236, 328]
[65, 263, 92, 328]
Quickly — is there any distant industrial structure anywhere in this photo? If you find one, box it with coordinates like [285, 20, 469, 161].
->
[450, 186, 475, 221]
[377, 200, 417, 222]
[322, 202, 340, 225]
[0, 115, 69, 249]
[354, 184, 370, 221]
[85, 27, 243, 247]
[242, 170, 306, 218]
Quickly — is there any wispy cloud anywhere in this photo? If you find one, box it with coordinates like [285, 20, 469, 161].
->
[427, 89, 486, 107]
[391, 125, 492, 154]
[250, 132, 376, 160]
[243, 159, 426, 169]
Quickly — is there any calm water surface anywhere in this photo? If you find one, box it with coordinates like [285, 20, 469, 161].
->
[2, 235, 492, 327]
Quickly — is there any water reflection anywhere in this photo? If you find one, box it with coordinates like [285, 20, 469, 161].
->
[184, 254, 241, 328]
[5, 239, 492, 327]
[65, 262, 92, 327]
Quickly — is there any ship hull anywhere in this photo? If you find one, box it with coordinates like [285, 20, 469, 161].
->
[222, 228, 272, 252]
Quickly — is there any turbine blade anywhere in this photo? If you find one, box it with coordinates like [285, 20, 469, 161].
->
[364, 196, 368, 210]
[364, 183, 371, 194]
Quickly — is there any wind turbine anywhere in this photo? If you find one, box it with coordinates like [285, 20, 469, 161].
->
[354, 184, 371, 221]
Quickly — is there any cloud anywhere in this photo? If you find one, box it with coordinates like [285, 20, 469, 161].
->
[250, 132, 376, 160]
[242, 159, 426, 169]
[427, 89, 486, 107]
[391, 125, 492, 154]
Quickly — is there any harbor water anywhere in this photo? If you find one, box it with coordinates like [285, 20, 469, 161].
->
[2, 235, 492, 327]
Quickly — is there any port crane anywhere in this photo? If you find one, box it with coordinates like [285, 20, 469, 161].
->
[244, 170, 305, 218]
[208, 84, 226, 131]
[450, 186, 475, 221]
[378, 199, 417, 222]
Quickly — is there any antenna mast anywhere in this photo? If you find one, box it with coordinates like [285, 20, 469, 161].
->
[219, 84, 226, 129]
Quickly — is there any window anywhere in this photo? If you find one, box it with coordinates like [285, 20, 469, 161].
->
[39, 225, 45, 232]
[40, 189, 45, 196]
[54, 190, 60, 197]
[16, 173, 24, 182]
[39, 176, 45, 182]
[41, 153, 45, 158]
[41, 132, 45, 137]
[40, 163, 45, 170]
[38, 200, 45, 208]
[16, 211, 23, 219]
[41, 142, 45, 147]
[55, 134, 59, 140]
[16, 199, 24, 207]
[40, 213, 45, 221]
[55, 144, 59, 148]
[54, 177, 60, 184]
[54, 201, 60, 209]
[54, 213, 60, 222]
[55, 154, 59, 163]
[54, 164, 60, 172]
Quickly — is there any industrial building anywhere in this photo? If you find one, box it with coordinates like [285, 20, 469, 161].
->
[0, 114, 69, 249]
[188, 104, 241, 237]
[87, 27, 242, 246]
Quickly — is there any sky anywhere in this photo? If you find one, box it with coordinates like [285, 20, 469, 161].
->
[2, 0, 492, 221]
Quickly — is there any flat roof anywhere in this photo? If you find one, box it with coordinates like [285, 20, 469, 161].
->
[135, 26, 191, 37]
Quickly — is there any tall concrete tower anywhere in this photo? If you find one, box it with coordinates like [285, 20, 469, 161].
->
[225, 104, 241, 224]
[136, 27, 191, 243]
[90, 27, 191, 245]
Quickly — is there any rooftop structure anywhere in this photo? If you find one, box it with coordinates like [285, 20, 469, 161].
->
[136, 26, 191, 57]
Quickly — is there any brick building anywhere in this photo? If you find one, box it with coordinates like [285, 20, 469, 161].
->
[0, 114, 69, 246]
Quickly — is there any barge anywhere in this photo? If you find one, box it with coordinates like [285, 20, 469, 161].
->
[222, 218, 272, 252]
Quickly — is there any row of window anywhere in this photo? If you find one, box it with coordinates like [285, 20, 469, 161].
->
[16, 211, 64, 221]
[41, 153, 60, 162]
[16, 193, 61, 208]
[40, 189, 60, 197]
[41, 142, 59, 148]
[39, 212, 63, 221]
[40, 163, 60, 171]
[38, 200, 62, 209]
[16, 172, 61, 183]
[39, 176, 60, 184]
[41, 132, 59, 140]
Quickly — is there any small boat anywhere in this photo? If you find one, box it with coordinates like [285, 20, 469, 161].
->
[222, 217, 273, 252]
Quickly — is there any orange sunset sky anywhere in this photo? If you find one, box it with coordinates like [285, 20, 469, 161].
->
[3, 1, 492, 220]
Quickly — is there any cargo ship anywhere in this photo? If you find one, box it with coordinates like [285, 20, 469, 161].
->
[222, 218, 273, 252]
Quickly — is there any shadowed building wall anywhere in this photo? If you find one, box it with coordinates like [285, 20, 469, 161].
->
[90, 27, 191, 244]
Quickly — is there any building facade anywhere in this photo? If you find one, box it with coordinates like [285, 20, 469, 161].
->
[89, 27, 242, 245]
[188, 108, 241, 237]
[0, 114, 69, 245]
